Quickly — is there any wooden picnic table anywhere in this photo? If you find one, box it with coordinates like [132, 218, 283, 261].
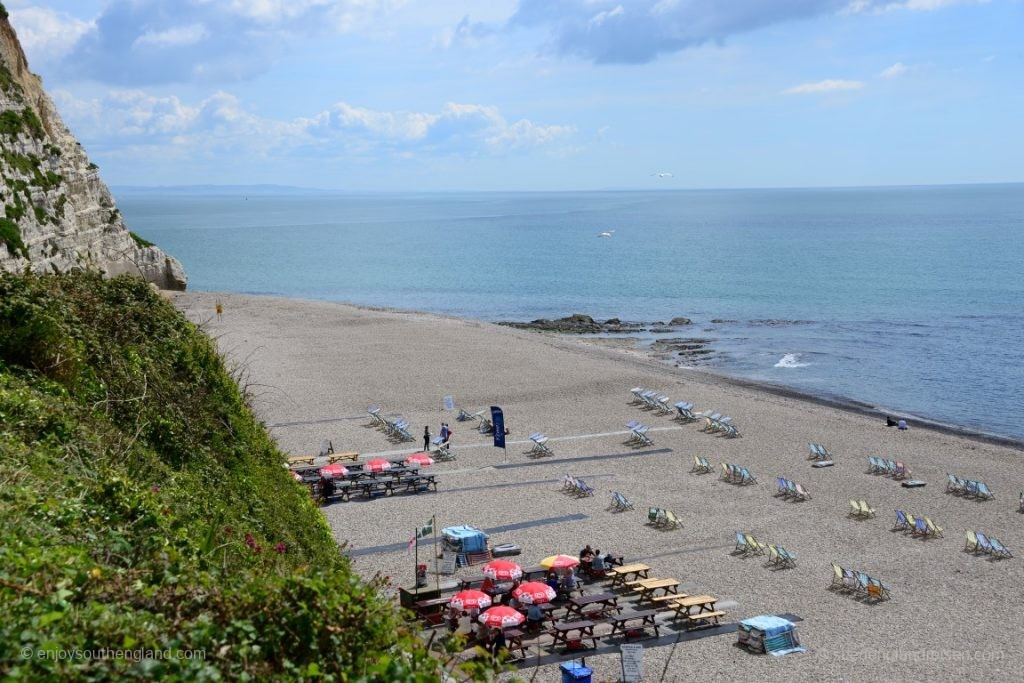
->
[667, 595, 724, 626]
[521, 565, 548, 581]
[566, 592, 620, 619]
[396, 475, 437, 494]
[287, 455, 316, 467]
[358, 480, 393, 498]
[503, 628, 529, 658]
[609, 563, 651, 587]
[608, 609, 661, 639]
[631, 578, 680, 604]
[551, 620, 599, 650]
[328, 451, 359, 463]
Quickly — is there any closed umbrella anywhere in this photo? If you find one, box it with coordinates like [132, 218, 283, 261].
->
[478, 606, 525, 628]
[512, 581, 556, 605]
[449, 590, 491, 611]
[319, 463, 348, 478]
[482, 560, 523, 581]
[540, 554, 580, 570]
[364, 458, 392, 473]
[405, 452, 435, 467]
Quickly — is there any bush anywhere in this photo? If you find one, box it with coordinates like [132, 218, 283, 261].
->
[0, 216, 26, 258]
[0, 273, 497, 681]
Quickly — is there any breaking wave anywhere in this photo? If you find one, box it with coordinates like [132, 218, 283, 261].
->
[774, 353, 810, 368]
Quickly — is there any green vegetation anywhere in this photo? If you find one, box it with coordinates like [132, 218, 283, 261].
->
[0, 216, 26, 258]
[0, 273, 497, 681]
[128, 231, 154, 248]
[87, 162, 99, 170]
[0, 108, 45, 139]
[0, 3, 8, 20]
[0, 64, 23, 101]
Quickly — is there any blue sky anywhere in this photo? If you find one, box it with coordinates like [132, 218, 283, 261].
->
[8, 0, 1022, 190]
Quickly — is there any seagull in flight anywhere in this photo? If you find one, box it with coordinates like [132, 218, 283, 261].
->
[598, 230, 614, 238]
[652, 172, 673, 178]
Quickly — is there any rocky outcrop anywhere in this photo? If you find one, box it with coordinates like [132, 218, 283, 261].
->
[498, 313, 695, 334]
[0, 13, 185, 289]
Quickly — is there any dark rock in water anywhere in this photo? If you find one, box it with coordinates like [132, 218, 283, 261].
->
[499, 314, 688, 335]
[649, 327, 675, 334]
[711, 319, 737, 324]
[669, 317, 692, 325]
[749, 319, 813, 327]
[650, 337, 714, 361]
[604, 318, 621, 326]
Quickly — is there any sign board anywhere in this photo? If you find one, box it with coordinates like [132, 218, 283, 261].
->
[490, 406, 505, 449]
[440, 551, 458, 575]
[443, 395, 454, 411]
[620, 643, 643, 682]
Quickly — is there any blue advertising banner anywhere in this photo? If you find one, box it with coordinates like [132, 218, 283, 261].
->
[490, 406, 505, 449]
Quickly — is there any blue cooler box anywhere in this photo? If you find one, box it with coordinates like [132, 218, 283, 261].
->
[559, 662, 592, 683]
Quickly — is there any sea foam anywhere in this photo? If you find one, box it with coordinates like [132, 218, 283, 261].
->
[774, 353, 810, 368]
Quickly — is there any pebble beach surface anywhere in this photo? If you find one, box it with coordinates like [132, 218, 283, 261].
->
[176, 291, 1022, 682]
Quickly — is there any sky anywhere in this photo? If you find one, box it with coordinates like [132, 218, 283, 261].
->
[6, 0, 1023, 191]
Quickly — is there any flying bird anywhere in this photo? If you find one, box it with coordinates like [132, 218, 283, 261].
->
[652, 172, 673, 178]
[598, 231, 613, 238]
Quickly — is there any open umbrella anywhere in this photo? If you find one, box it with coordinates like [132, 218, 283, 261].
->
[405, 452, 435, 467]
[449, 590, 491, 611]
[478, 606, 525, 628]
[482, 560, 523, 581]
[319, 463, 348, 478]
[512, 581, 556, 605]
[364, 458, 392, 473]
[540, 554, 580, 570]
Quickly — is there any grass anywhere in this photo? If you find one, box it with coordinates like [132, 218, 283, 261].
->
[128, 231, 154, 248]
[0, 216, 26, 258]
[0, 273, 500, 681]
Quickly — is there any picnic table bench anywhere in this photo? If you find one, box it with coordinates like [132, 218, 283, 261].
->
[396, 475, 438, 494]
[358, 480, 393, 498]
[287, 456, 316, 467]
[631, 578, 680, 604]
[608, 609, 661, 639]
[667, 595, 724, 626]
[609, 563, 651, 588]
[551, 620, 600, 650]
[328, 451, 359, 463]
[566, 592, 621, 619]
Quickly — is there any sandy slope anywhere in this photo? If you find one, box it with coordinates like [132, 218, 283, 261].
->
[175, 291, 1023, 682]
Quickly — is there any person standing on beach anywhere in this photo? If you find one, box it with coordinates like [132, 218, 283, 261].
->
[440, 423, 449, 444]
[215, 300, 223, 321]
[423, 426, 431, 451]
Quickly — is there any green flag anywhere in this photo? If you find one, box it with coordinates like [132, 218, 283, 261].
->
[416, 517, 434, 539]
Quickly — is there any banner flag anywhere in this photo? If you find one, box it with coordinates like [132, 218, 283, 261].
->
[416, 516, 434, 539]
[490, 406, 505, 449]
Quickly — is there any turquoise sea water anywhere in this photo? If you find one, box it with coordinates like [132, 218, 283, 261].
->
[117, 185, 1024, 441]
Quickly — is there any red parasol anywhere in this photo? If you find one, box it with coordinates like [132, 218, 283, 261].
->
[478, 606, 525, 628]
[364, 458, 392, 472]
[512, 581, 556, 605]
[405, 452, 435, 467]
[481, 560, 523, 581]
[449, 590, 492, 611]
[319, 463, 348, 478]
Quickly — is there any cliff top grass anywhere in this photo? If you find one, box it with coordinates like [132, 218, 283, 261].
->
[0, 273, 495, 681]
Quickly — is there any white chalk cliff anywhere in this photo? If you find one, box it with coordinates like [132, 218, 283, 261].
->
[0, 11, 186, 290]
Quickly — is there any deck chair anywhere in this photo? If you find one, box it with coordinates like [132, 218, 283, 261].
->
[722, 423, 741, 438]
[976, 532, 994, 554]
[830, 563, 854, 590]
[739, 467, 756, 485]
[697, 456, 713, 472]
[724, 463, 736, 481]
[893, 461, 911, 479]
[858, 500, 876, 517]
[855, 572, 870, 593]
[989, 537, 1013, 558]
[766, 545, 781, 565]
[614, 491, 635, 510]
[893, 510, 910, 531]
[734, 532, 750, 554]
[964, 530, 980, 553]
[639, 390, 659, 408]
[867, 456, 885, 474]
[529, 432, 554, 457]
[654, 395, 674, 414]
[866, 578, 888, 600]
[630, 425, 653, 446]
[976, 482, 994, 500]
[924, 517, 943, 538]
[1019, 491, 1024, 513]
[911, 517, 929, 537]
[562, 474, 577, 491]
[776, 477, 789, 497]
[647, 507, 662, 525]
[795, 483, 811, 500]
[663, 510, 682, 529]
[946, 473, 966, 494]
[674, 402, 696, 421]
[777, 547, 797, 567]
[576, 480, 595, 497]
[478, 416, 494, 434]
[884, 459, 898, 476]
[785, 480, 797, 498]
[849, 499, 863, 517]
[434, 442, 455, 461]
[744, 533, 765, 555]
[630, 387, 647, 404]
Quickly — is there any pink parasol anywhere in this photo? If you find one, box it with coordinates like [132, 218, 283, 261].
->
[481, 560, 523, 581]
[512, 581, 556, 606]
[449, 590, 492, 611]
[405, 452, 435, 467]
[478, 606, 525, 628]
[319, 463, 348, 478]
[364, 458, 392, 473]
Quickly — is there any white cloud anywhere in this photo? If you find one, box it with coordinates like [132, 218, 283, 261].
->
[878, 62, 909, 78]
[54, 89, 573, 159]
[8, 7, 94, 65]
[784, 79, 865, 94]
[133, 24, 210, 49]
[846, 0, 988, 12]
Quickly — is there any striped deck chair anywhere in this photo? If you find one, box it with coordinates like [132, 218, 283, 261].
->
[976, 482, 994, 500]
[610, 491, 634, 511]
[858, 500, 876, 517]
[574, 479, 595, 497]
[808, 443, 828, 460]
[647, 507, 663, 525]
[855, 571, 870, 594]
[785, 480, 798, 498]
[478, 415, 494, 434]
[989, 537, 1013, 559]
[722, 422, 741, 438]
[639, 390, 659, 409]
[884, 459, 898, 476]
[368, 405, 386, 428]
[777, 547, 797, 567]
[795, 483, 811, 500]
[775, 477, 789, 497]
[739, 467, 756, 485]
[562, 474, 577, 491]
[867, 457, 882, 474]
[867, 577, 891, 600]
[893, 461, 911, 480]
[734, 532, 751, 554]
[766, 545, 781, 566]
[893, 509, 910, 531]
[744, 533, 765, 555]
[830, 563, 855, 590]
[701, 413, 722, 432]
[849, 499, 863, 517]
[911, 517, 929, 538]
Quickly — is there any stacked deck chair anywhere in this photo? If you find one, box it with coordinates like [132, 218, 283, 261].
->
[848, 500, 876, 518]
[674, 401, 697, 422]
[829, 563, 892, 600]
[867, 457, 912, 480]
[608, 491, 635, 511]
[625, 422, 654, 446]
[808, 443, 832, 461]
[647, 507, 681, 529]
[766, 545, 797, 568]
[775, 477, 811, 501]
[690, 455, 714, 474]
[733, 532, 766, 556]
[561, 475, 595, 497]
[721, 463, 757, 485]
[946, 474, 994, 500]
[528, 432, 554, 457]
[893, 510, 943, 539]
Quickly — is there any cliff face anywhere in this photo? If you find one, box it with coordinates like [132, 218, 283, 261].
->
[0, 15, 186, 290]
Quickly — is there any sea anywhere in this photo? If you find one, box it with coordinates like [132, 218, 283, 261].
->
[116, 184, 1024, 442]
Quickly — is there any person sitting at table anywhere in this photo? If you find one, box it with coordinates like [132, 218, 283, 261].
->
[481, 576, 495, 595]
[559, 567, 578, 596]
[526, 603, 544, 632]
[447, 604, 461, 632]
[318, 475, 334, 504]
[591, 550, 607, 571]
[579, 544, 594, 561]
[487, 628, 506, 659]
[545, 571, 561, 597]
[603, 551, 624, 566]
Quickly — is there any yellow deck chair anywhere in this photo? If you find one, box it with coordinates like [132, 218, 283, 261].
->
[858, 500, 876, 517]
